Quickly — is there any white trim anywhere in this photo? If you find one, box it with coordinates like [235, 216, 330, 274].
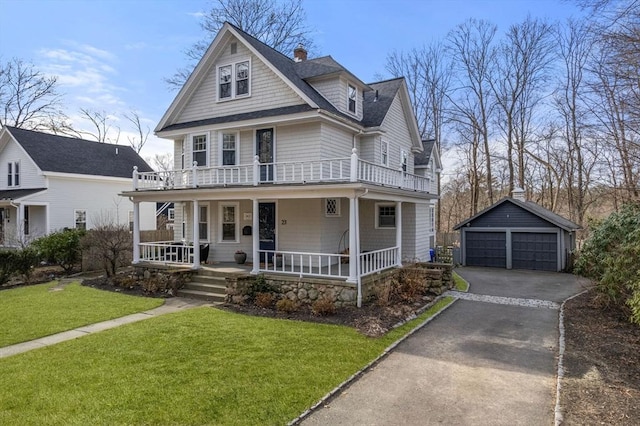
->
[218, 202, 239, 243]
[381, 140, 389, 167]
[347, 82, 357, 115]
[216, 57, 252, 102]
[218, 131, 240, 166]
[74, 209, 87, 230]
[198, 203, 209, 241]
[42, 171, 133, 183]
[190, 132, 210, 167]
[375, 202, 396, 229]
[254, 127, 276, 164]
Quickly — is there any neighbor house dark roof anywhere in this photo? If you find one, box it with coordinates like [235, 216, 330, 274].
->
[414, 139, 436, 166]
[161, 22, 407, 133]
[0, 188, 47, 201]
[5, 127, 153, 178]
[453, 197, 581, 231]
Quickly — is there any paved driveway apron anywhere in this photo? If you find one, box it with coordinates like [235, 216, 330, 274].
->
[301, 267, 588, 426]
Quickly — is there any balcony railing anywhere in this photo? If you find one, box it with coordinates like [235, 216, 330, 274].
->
[259, 250, 349, 278]
[359, 246, 399, 276]
[133, 150, 432, 194]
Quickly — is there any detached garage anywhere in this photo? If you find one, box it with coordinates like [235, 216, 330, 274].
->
[453, 191, 580, 272]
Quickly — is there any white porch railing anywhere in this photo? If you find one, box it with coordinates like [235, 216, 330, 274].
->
[359, 246, 399, 276]
[258, 250, 349, 278]
[139, 241, 194, 265]
[133, 154, 432, 194]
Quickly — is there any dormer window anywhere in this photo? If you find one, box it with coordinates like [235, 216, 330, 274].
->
[348, 84, 357, 114]
[7, 161, 19, 187]
[218, 59, 251, 101]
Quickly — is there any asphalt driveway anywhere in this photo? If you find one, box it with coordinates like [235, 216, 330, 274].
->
[300, 268, 589, 425]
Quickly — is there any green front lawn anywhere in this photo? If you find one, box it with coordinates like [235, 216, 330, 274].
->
[0, 297, 453, 425]
[0, 282, 163, 347]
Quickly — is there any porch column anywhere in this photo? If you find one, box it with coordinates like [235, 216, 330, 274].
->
[396, 201, 402, 267]
[251, 199, 259, 274]
[132, 201, 140, 264]
[347, 196, 358, 283]
[191, 200, 200, 270]
[17, 203, 24, 245]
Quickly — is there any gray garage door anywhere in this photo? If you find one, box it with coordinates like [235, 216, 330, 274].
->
[512, 232, 558, 271]
[465, 231, 506, 268]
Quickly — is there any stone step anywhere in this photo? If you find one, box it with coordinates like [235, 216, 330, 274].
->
[190, 274, 227, 286]
[183, 281, 227, 295]
[177, 289, 225, 304]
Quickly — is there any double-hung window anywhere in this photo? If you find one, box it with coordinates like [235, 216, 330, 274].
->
[218, 60, 250, 101]
[348, 84, 357, 114]
[220, 132, 238, 166]
[75, 210, 87, 230]
[381, 141, 389, 167]
[199, 205, 208, 241]
[376, 203, 396, 229]
[7, 161, 19, 187]
[192, 134, 208, 167]
[401, 149, 408, 172]
[220, 203, 238, 242]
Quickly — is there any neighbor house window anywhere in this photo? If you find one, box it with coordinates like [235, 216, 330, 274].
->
[218, 60, 251, 101]
[348, 84, 357, 113]
[168, 208, 175, 221]
[429, 205, 435, 233]
[220, 203, 238, 242]
[128, 211, 134, 232]
[7, 161, 19, 187]
[24, 206, 29, 235]
[75, 210, 87, 230]
[198, 205, 208, 241]
[220, 132, 238, 166]
[180, 139, 185, 169]
[192, 134, 208, 167]
[325, 198, 341, 217]
[381, 141, 389, 167]
[376, 203, 396, 228]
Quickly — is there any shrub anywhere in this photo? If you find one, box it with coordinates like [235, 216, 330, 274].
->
[246, 274, 276, 301]
[275, 298, 298, 313]
[32, 229, 84, 273]
[255, 292, 275, 308]
[0, 250, 17, 285]
[81, 223, 131, 277]
[311, 298, 336, 316]
[13, 248, 40, 284]
[575, 203, 640, 325]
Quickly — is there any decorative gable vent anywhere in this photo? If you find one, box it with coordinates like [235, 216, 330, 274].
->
[325, 198, 341, 217]
[230, 42, 237, 54]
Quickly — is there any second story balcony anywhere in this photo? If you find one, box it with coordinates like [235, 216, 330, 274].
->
[133, 149, 435, 194]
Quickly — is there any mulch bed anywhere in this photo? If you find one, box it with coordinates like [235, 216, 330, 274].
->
[561, 289, 640, 425]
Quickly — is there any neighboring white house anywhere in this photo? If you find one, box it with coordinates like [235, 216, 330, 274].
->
[124, 22, 441, 303]
[0, 126, 156, 247]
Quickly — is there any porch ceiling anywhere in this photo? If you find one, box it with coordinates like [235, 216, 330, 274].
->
[122, 182, 436, 203]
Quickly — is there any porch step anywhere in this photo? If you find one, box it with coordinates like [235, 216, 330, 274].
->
[177, 274, 228, 304]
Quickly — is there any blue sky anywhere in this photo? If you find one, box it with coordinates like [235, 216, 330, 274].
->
[0, 0, 583, 161]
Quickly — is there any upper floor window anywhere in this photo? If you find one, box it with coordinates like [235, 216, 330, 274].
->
[401, 149, 408, 172]
[218, 60, 251, 101]
[7, 161, 19, 187]
[348, 84, 357, 113]
[192, 134, 208, 167]
[381, 141, 389, 167]
[220, 132, 238, 166]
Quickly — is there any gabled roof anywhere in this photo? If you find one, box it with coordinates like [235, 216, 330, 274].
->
[414, 140, 435, 166]
[156, 22, 421, 146]
[2, 127, 153, 178]
[453, 197, 581, 231]
[0, 188, 47, 201]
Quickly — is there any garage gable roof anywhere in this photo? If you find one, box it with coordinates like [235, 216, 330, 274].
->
[453, 198, 581, 231]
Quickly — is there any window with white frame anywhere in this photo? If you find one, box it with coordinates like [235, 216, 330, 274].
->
[220, 132, 238, 166]
[75, 210, 87, 230]
[7, 161, 19, 187]
[218, 60, 250, 101]
[128, 211, 134, 232]
[325, 198, 341, 217]
[168, 208, 175, 221]
[401, 149, 408, 172]
[376, 203, 396, 228]
[381, 140, 389, 167]
[192, 134, 208, 167]
[429, 206, 435, 233]
[348, 84, 357, 113]
[220, 203, 238, 242]
[198, 205, 208, 240]
[180, 139, 185, 169]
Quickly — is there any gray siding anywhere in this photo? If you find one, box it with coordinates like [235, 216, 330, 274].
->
[470, 202, 553, 228]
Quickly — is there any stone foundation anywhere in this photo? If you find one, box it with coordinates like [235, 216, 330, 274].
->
[226, 262, 453, 307]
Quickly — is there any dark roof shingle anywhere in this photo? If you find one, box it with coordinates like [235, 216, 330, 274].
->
[5, 127, 153, 178]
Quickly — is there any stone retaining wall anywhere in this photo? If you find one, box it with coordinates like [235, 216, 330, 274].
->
[227, 262, 453, 307]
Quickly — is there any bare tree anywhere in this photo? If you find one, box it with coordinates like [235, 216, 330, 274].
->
[149, 152, 174, 172]
[167, 0, 315, 88]
[0, 58, 67, 130]
[78, 108, 120, 143]
[125, 111, 150, 153]
[447, 19, 498, 205]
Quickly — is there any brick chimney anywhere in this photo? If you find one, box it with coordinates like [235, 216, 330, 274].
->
[512, 187, 526, 202]
[293, 43, 307, 62]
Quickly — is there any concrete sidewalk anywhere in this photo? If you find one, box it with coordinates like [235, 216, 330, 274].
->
[0, 297, 209, 359]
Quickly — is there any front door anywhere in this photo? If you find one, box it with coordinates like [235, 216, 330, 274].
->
[259, 202, 276, 262]
[256, 128, 274, 182]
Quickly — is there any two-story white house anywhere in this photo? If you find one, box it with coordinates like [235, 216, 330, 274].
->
[125, 22, 440, 305]
[0, 126, 156, 246]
